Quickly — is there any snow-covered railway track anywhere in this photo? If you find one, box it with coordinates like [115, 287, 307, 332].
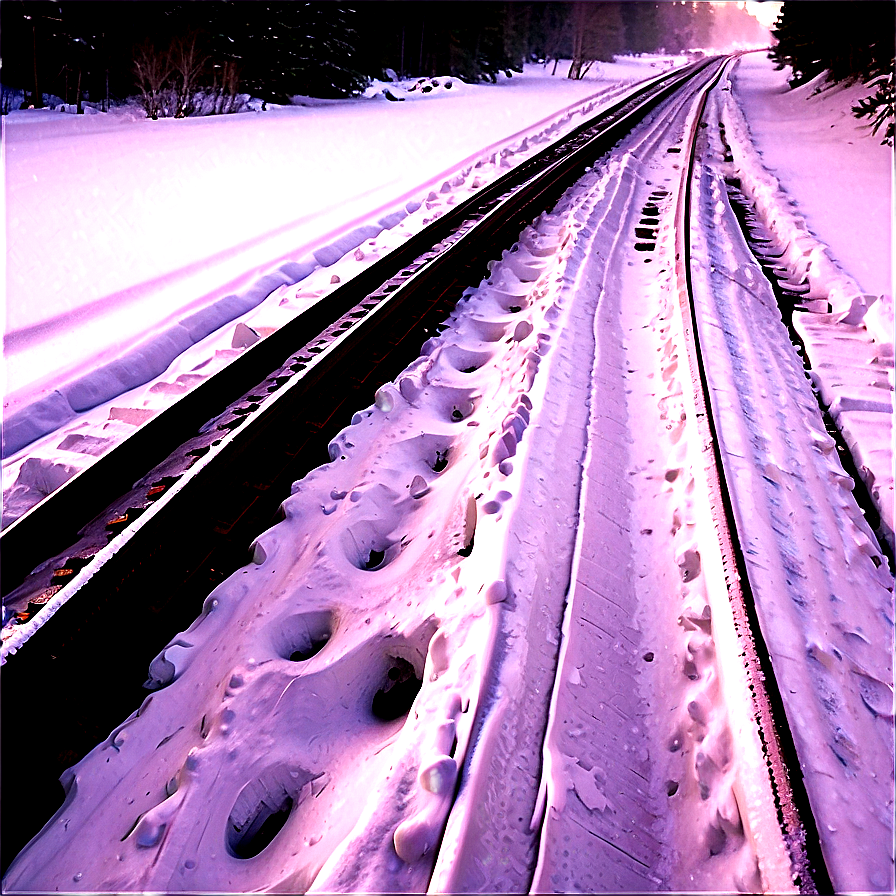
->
[680, 68, 894, 893]
[0, 58, 711, 602]
[522, 56, 892, 896]
[0, 57, 720, 874]
[3, 54, 892, 896]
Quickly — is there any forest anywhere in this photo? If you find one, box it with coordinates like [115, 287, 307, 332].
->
[1, 1, 768, 114]
[770, 1, 894, 142]
[1, 1, 892, 135]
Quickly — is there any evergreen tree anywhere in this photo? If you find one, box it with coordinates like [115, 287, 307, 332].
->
[196, 2, 368, 100]
[529, 2, 575, 73]
[770, 0, 895, 142]
[771, 0, 894, 85]
[621, 1, 662, 56]
[568, 1, 625, 79]
[658, 1, 703, 54]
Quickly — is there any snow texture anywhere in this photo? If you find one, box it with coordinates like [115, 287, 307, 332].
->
[2, 51, 893, 896]
[2, 57, 683, 522]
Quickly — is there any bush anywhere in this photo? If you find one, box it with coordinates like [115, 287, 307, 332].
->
[133, 34, 243, 119]
[853, 70, 895, 146]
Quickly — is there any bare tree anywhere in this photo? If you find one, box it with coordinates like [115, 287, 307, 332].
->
[568, 1, 624, 81]
[133, 41, 171, 119]
[169, 32, 207, 117]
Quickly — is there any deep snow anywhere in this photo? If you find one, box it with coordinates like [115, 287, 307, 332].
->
[1, 49, 893, 895]
[2, 55, 686, 521]
[729, 52, 894, 544]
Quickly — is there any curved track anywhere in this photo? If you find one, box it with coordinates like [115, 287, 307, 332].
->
[0, 56, 721, 874]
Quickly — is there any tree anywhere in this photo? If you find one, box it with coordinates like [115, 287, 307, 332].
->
[133, 40, 172, 119]
[168, 33, 207, 117]
[621, 1, 662, 56]
[771, 1, 895, 86]
[654, 1, 713, 54]
[529, 2, 573, 74]
[209, 2, 367, 100]
[770, 0, 895, 143]
[568, 1, 624, 80]
[352, 2, 526, 84]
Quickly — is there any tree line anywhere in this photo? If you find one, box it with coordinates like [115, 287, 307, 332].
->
[770, 0, 895, 144]
[1, 1, 768, 116]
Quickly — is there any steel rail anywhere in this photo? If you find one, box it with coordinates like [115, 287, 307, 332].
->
[0, 58, 714, 597]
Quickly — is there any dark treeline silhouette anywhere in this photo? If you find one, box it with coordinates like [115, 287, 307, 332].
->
[0, 1, 767, 115]
[770, 0, 895, 143]
[770, 0, 894, 85]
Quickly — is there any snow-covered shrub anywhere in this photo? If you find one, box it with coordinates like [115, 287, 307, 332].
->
[1, 85, 20, 115]
[0, 86, 69, 115]
[133, 36, 245, 119]
[852, 70, 895, 146]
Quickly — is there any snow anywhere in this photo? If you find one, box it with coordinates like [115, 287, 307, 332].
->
[691, 72, 893, 889]
[2, 59, 677, 413]
[727, 51, 894, 546]
[2, 149, 620, 895]
[2, 50, 894, 895]
[2, 56, 685, 520]
[731, 54, 892, 299]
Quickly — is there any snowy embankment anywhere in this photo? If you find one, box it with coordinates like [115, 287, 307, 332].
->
[3, 52, 893, 893]
[2, 63, 803, 893]
[1, 136, 624, 895]
[727, 52, 894, 546]
[692, 64, 893, 891]
[2, 56, 685, 524]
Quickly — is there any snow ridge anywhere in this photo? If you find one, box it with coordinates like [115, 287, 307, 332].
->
[723, 59, 894, 544]
[1, 146, 618, 894]
[1, 74, 645, 525]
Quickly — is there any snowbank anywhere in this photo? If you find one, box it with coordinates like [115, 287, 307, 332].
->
[727, 53, 894, 545]
[2, 57, 685, 523]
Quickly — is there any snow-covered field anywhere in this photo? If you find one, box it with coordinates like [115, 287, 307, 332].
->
[2, 55, 686, 521]
[2, 50, 893, 893]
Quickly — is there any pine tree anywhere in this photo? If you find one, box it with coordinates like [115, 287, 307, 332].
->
[621, 2, 662, 56]
[771, 1, 894, 86]
[771, 1, 895, 144]
[200, 2, 367, 100]
[568, 1, 624, 79]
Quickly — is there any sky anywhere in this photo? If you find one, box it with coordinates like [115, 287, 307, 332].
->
[743, 0, 783, 29]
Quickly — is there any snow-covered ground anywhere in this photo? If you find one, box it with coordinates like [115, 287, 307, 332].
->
[2, 50, 893, 894]
[2, 55, 686, 521]
[729, 52, 894, 545]
[732, 53, 891, 299]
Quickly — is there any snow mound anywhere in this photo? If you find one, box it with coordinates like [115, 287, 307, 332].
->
[365, 75, 464, 102]
[726, 57, 894, 546]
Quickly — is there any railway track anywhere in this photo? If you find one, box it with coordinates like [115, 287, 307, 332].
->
[0, 54, 717, 873]
[3, 54, 893, 894]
